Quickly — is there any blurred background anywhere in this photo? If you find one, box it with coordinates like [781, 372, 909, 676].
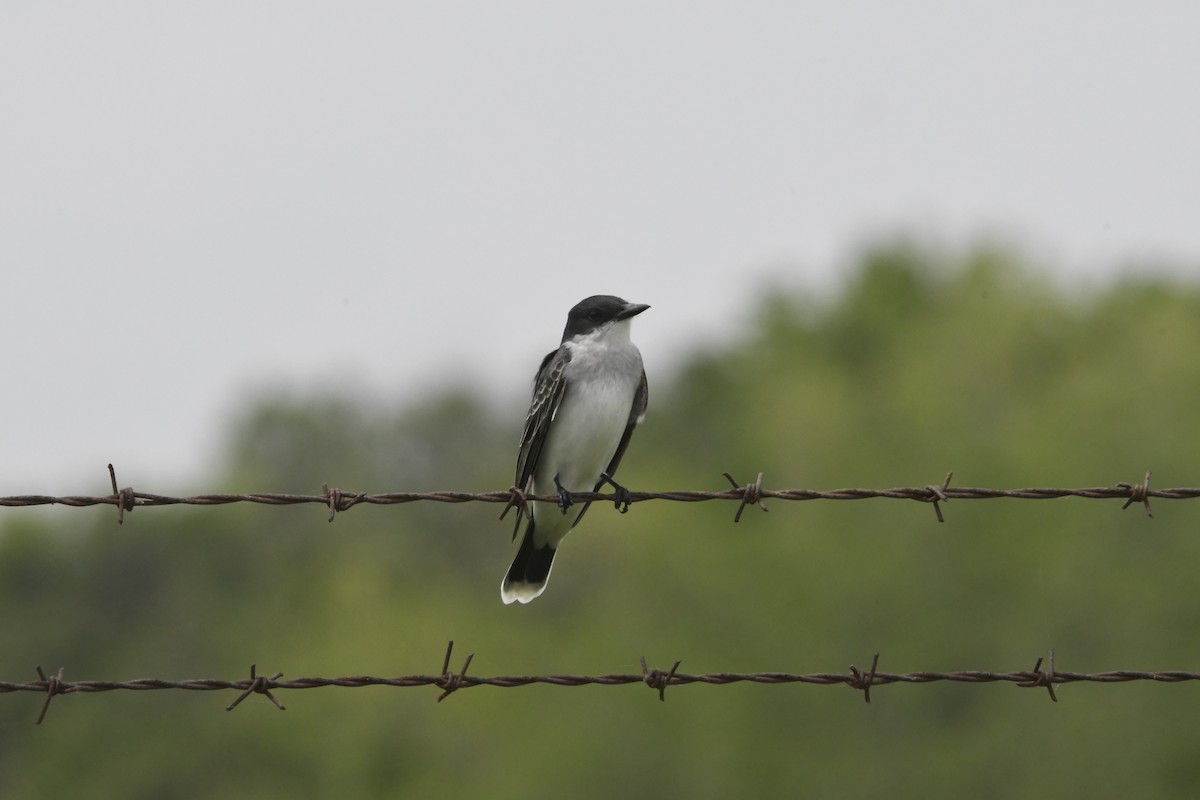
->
[3, 2, 1200, 797]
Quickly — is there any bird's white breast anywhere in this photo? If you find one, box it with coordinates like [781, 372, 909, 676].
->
[535, 334, 642, 493]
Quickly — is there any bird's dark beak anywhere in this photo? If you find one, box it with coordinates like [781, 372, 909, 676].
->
[616, 302, 650, 321]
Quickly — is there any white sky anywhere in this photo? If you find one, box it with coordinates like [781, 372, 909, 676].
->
[2, 2, 1198, 494]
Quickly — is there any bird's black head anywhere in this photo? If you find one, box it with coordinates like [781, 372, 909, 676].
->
[561, 295, 650, 342]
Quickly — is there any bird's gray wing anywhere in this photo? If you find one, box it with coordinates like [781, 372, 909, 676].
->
[511, 347, 570, 529]
[573, 366, 648, 525]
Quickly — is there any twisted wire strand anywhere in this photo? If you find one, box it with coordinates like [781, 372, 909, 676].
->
[0, 467, 1184, 523]
[6, 643, 1199, 725]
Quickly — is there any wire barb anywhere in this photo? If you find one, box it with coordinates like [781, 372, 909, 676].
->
[921, 472, 954, 522]
[848, 653, 881, 703]
[640, 657, 682, 702]
[498, 477, 534, 541]
[35, 666, 67, 725]
[1118, 471, 1154, 518]
[107, 463, 136, 524]
[322, 484, 364, 523]
[436, 641, 475, 703]
[723, 471, 769, 522]
[1018, 651, 1058, 702]
[226, 664, 286, 712]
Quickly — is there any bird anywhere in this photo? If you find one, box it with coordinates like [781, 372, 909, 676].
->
[501, 295, 650, 604]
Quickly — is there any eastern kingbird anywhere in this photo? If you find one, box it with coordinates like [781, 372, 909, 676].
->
[501, 295, 650, 604]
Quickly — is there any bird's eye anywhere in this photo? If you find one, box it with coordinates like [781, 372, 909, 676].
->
[587, 309, 602, 321]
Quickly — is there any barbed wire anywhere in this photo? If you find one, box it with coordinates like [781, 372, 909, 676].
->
[0, 466, 1190, 524]
[3, 472, 1196, 724]
[6, 643, 1200, 724]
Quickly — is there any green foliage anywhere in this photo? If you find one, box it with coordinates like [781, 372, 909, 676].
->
[3, 243, 1199, 798]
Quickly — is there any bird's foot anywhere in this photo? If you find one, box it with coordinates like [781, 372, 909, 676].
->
[600, 472, 633, 514]
[553, 475, 574, 515]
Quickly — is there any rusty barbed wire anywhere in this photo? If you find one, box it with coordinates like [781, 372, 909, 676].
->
[0, 467, 1191, 524]
[5, 643, 1200, 724]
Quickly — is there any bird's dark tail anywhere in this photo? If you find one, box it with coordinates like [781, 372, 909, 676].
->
[501, 517, 557, 604]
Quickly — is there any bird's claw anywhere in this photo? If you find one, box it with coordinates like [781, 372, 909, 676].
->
[601, 472, 633, 514]
[553, 475, 574, 515]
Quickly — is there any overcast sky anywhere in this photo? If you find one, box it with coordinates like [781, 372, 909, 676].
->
[3, 2, 1198, 494]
